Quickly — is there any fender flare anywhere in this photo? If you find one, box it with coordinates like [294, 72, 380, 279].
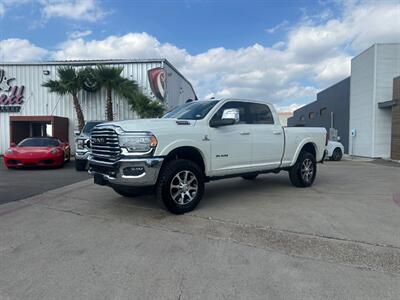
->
[290, 139, 318, 166]
[159, 140, 209, 173]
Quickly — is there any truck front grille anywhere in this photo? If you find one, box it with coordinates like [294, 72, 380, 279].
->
[91, 127, 120, 161]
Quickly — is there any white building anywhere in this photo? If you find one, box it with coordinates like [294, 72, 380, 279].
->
[349, 44, 400, 158]
[0, 59, 197, 154]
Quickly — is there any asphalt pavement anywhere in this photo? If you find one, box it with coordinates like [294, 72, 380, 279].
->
[0, 157, 90, 205]
[0, 160, 400, 299]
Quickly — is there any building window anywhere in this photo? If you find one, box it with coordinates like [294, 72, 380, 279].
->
[300, 115, 305, 121]
[320, 107, 327, 116]
[309, 112, 316, 119]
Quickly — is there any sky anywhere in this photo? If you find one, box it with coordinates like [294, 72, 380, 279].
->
[0, 0, 399, 111]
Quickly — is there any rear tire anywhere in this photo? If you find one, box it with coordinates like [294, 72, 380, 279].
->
[156, 159, 205, 214]
[75, 159, 86, 171]
[289, 151, 317, 187]
[111, 185, 148, 197]
[330, 148, 343, 161]
[242, 173, 258, 180]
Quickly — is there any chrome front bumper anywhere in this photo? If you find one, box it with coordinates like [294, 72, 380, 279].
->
[88, 155, 164, 187]
[75, 150, 90, 161]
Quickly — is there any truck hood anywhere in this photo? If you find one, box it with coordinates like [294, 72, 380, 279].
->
[99, 118, 195, 133]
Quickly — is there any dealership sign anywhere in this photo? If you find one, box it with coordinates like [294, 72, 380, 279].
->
[148, 67, 166, 102]
[0, 69, 25, 113]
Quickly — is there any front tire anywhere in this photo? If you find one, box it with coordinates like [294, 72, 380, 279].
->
[156, 159, 204, 214]
[331, 148, 343, 161]
[289, 151, 317, 187]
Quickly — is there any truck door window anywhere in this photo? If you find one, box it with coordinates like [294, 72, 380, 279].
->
[211, 101, 250, 125]
[248, 103, 274, 124]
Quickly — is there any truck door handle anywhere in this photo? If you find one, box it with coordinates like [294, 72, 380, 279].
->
[273, 130, 282, 135]
[240, 131, 250, 135]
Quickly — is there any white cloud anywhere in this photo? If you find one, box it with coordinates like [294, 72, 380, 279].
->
[68, 30, 92, 39]
[0, 38, 48, 61]
[266, 20, 289, 34]
[276, 103, 304, 113]
[1, 0, 399, 107]
[41, 0, 106, 21]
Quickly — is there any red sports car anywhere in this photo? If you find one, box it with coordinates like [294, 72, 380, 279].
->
[3, 137, 71, 169]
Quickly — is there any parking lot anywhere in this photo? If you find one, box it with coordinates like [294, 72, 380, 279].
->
[0, 158, 89, 205]
[0, 160, 400, 299]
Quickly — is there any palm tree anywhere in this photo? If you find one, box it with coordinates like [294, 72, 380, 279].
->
[93, 65, 140, 121]
[42, 67, 86, 131]
[127, 92, 165, 118]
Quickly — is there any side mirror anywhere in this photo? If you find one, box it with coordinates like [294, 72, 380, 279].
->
[210, 108, 240, 128]
[74, 129, 81, 136]
[10, 142, 16, 147]
[210, 118, 236, 128]
[222, 108, 240, 122]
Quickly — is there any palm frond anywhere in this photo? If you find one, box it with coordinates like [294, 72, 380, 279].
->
[42, 80, 68, 95]
[127, 91, 164, 118]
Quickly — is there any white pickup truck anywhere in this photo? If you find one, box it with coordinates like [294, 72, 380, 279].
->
[88, 99, 327, 214]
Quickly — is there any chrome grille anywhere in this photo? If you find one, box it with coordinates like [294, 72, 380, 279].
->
[90, 127, 120, 161]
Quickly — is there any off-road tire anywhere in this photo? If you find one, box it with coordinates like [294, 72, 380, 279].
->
[75, 159, 86, 171]
[241, 173, 258, 180]
[331, 148, 343, 161]
[156, 159, 205, 214]
[289, 151, 317, 187]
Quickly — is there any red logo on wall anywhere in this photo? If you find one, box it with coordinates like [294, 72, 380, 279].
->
[148, 67, 166, 102]
[0, 69, 25, 112]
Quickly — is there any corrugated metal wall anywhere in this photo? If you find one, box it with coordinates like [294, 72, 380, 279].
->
[0, 60, 196, 154]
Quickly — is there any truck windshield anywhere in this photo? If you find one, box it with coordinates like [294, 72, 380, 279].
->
[163, 101, 218, 120]
[83, 122, 104, 134]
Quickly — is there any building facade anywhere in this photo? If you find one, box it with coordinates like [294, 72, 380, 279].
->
[390, 77, 400, 160]
[349, 44, 400, 158]
[288, 43, 400, 159]
[288, 77, 350, 152]
[0, 59, 197, 154]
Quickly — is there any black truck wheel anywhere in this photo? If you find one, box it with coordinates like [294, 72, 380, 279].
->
[156, 159, 204, 214]
[289, 151, 317, 187]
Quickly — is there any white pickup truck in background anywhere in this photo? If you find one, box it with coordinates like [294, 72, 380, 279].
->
[88, 99, 327, 214]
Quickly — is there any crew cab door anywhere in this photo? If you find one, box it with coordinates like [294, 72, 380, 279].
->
[208, 101, 252, 175]
[248, 102, 284, 169]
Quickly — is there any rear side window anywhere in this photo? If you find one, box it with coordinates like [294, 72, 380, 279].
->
[211, 101, 250, 124]
[248, 103, 274, 124]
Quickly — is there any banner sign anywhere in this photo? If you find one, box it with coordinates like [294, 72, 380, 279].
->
[148, 67, 166, 102]
[0, 69, 25, 113]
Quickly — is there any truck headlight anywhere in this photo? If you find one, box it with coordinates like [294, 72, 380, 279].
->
[77, 139, 85, 150]
[118, 133, 158, 153]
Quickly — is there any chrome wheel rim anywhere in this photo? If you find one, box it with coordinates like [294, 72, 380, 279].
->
[300, 158, 314, 182]
[170, 170, 198, 205]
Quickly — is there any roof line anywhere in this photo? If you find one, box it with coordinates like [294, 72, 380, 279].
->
[0, 58, 167, 66]
[0, 58, 198, 100]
